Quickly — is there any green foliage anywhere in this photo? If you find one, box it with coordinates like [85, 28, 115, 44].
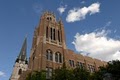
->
[52, 62, 74, 80]
[90, 66, 107, 80]
[107, 60, 120, 79]
[52, 67, 73, 80]
[91, 60, 120, 80]
[73, 67, 90, 80]
[52, 63, 91, 80]
[26, 60, 120, 80]
[90, 71, 103, 80]
[26, 70, 46, 80]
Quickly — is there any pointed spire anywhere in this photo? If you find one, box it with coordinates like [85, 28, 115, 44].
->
[17, 36, 27, 62]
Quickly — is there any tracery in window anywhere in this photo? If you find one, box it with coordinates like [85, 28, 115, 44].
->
[55, 52, 62, 63]
[46, 67, 52, 79]
[55, 53, 58, 62]
[46, 49, 53, 61]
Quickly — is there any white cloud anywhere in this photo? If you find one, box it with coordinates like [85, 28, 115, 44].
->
[66, 2, 100, 22]
[72, 30, 120, 61]
[57, 5, 67, 14]
[0, 71, 5, 77]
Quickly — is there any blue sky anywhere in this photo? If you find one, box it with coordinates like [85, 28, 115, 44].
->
[0, 0, 120, 80]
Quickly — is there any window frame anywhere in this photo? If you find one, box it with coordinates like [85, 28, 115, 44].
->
[46, 49, 53, 61]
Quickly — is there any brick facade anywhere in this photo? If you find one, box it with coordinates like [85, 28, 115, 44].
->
[18, 11, 107, 80]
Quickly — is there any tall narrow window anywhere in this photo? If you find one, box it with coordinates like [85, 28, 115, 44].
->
[58, 30, 60, 42]
[55, 53, 58, 62]
[53, 29, 55, 40]
[46, 49, 53, 61]
[69, 60, 74, 67]
[49, 68, 52, 77]
[50, 52, 53, 61]
[59, 53, 62, 63]
[46, 51, 49, 60]
[50, 28, 52, 40]
[18, 69, 22, 75]
[46, 67, 52, 79]
[80, 62, 83, 68]
[77, 62, 79, 66]
[72, 60, 74, 67]
[60, 30, 62, 42]
[92, 66, 95, 72]
[46, 50, 49, 60]
[69, 60, 72, 66]
[46, 27, 48, 38]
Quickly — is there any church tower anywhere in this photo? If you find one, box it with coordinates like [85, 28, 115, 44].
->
[28, 11, 67, 78]
[14, 11, 107, 80]
[10, 37, 28, 80]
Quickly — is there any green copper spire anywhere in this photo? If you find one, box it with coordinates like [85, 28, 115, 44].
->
[16, 37, 27, 63]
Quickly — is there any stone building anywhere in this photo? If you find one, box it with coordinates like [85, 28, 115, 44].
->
[10, 37, 28, 80]
[10, 11, 107, 80]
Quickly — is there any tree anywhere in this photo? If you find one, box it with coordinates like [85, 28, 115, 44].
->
[52, 63, 91, 80]
[26, 70, 46, 80]
[107, 60, 120, 79]
[91, 60, 120, 80]
[26, 60, 120, 80]
[52, 62, 74, 80]
[73, 67, 90, 80]
[91, 66, 107, 80]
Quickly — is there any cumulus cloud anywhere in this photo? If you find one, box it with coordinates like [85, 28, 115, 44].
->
[57, 5, 67, 14]
[0, 71, 5, 77]
[72, 30, 120, 61]
[66, 2, 100, 22]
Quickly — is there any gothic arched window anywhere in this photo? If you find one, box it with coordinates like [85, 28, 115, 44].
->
[55, 52, 62, 63]
[53, 29, 56, 40]
[55, 53, 58, 62]
[59, 53, 62, 63]
[18, 69, 22, 75]
[46, 51, 49, 60]
[46, 26, 48, 38]
[50, 28, 53, 40]
[50, 52, 53, 61]
[58, 30, 60, 42]
[46, 49, 53, 61]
